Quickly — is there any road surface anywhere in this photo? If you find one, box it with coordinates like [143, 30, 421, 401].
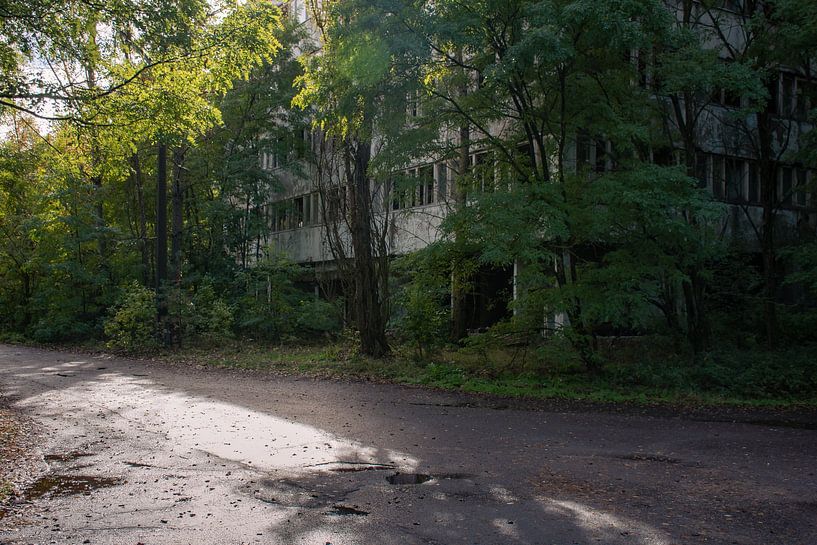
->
[0, 344, 815, 545]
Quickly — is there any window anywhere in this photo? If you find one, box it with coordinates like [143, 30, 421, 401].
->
[517, 142, 533, 170]
[725, 158, 744, 203]
[326, 187, 341, 221]
[634, 48, 651, 89]
[293, 197, 304, 228]
[576, 132, 610, 173]
[780, 167, 793, 206]
[436, 162, 448, 200]
[419, 165, 434, 205]
[471, 151, 493, 191]
[595, 139, 609, 172]
[748, 162, 760, 204]
[407, 90, 422, 118]
[711, 80, 742, 109]
[391, 177, 411, 211]
[260, 151, 274, 171]
[795, 169, 807, 207]
[303, 194, 311, 226]
[391, 180, 401, 210]
[695, 152, 708, 189]
[796, 79, 815, 121]
[712, 155, 725, 200]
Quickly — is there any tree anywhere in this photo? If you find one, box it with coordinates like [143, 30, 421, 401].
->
[383, 0, 724, 366]
[0, 0, 283, 344]
[295, 0, 434, 357]
[692, 0, 817, 347]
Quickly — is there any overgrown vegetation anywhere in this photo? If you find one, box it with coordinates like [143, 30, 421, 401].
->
[0, 0, 816, 405]
[154, 338, 817, 407]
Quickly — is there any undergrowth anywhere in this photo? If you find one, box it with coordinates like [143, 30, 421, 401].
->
[150, 335, 817, 408]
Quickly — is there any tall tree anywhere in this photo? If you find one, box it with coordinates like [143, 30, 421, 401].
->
[295, 0, 434, 357]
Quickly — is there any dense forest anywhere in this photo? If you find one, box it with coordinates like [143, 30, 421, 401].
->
[1, 0, 816, 402]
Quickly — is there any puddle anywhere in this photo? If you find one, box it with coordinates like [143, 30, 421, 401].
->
[26, 475, 123, 500]
[386, 472, 470, 484]
[386, 473, 432, 485]
[329, 505, 369, 516]
[44, 451, 93, 462]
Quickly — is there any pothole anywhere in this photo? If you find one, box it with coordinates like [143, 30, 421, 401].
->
[26, 475, 123, 500]
[386, 472, 471, 485]
[328, 504, 369, 516]
[386, 473, 432, 485]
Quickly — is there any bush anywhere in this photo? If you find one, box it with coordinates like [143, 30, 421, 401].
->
[30, 313, 96, 344]
[605, 345, 817, 401]
[233, 253, 341, 341]
[391, 248, 450, 358]
[103, 282, 158, 352]
[295, 298, 342, 335]
[188, 279, 234, 341]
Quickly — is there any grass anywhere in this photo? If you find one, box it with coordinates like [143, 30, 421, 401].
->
[151, 338, 817, 409]
[7, 330, 815, 408]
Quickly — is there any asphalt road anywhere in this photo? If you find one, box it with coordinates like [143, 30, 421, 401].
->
[0, 344, 815, 545]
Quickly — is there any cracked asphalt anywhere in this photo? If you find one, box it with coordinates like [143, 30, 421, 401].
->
[0, 344, 815, 545]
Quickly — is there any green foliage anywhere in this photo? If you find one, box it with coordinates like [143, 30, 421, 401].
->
[784, 242, 817, 296]
[296, 299, 343, 335]
[606, 346, 817, 401]
[104, 282, 158, 352]
[166, 278, 235, 343]
[192, 283, 235, 341]
[391, 249, 450, 357]
[233, 254, 341, 341]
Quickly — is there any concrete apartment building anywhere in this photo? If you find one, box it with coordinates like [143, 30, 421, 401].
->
[256, 0, 815, 330]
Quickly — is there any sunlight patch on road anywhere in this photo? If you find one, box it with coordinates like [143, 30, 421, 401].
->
[162, 393, 415, 472]
[19, 372, 418, 476]
[539, 498, 672, 545]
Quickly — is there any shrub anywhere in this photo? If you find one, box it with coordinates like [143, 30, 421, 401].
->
[233, 253, 340, 341]
[295, 298, 342, 335]
[189, 279, 234, 341]
[103, 282, 158, 352]
[391, 248, 450, 358]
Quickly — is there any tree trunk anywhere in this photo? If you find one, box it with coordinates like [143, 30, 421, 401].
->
[156, 143, 169, 346]
[679, 96, 710, 354]
[757, 108, 778, 348]
[131, 153, 150, 284]
[171, 148, 185, 286]
[450, 121, 471, 342]
[451, 48, 471, 342]
[346, 137, 390, 358]
[170, 148, 186, 347]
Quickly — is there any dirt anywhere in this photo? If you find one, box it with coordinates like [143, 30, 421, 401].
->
[0, 397, 45, 518]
